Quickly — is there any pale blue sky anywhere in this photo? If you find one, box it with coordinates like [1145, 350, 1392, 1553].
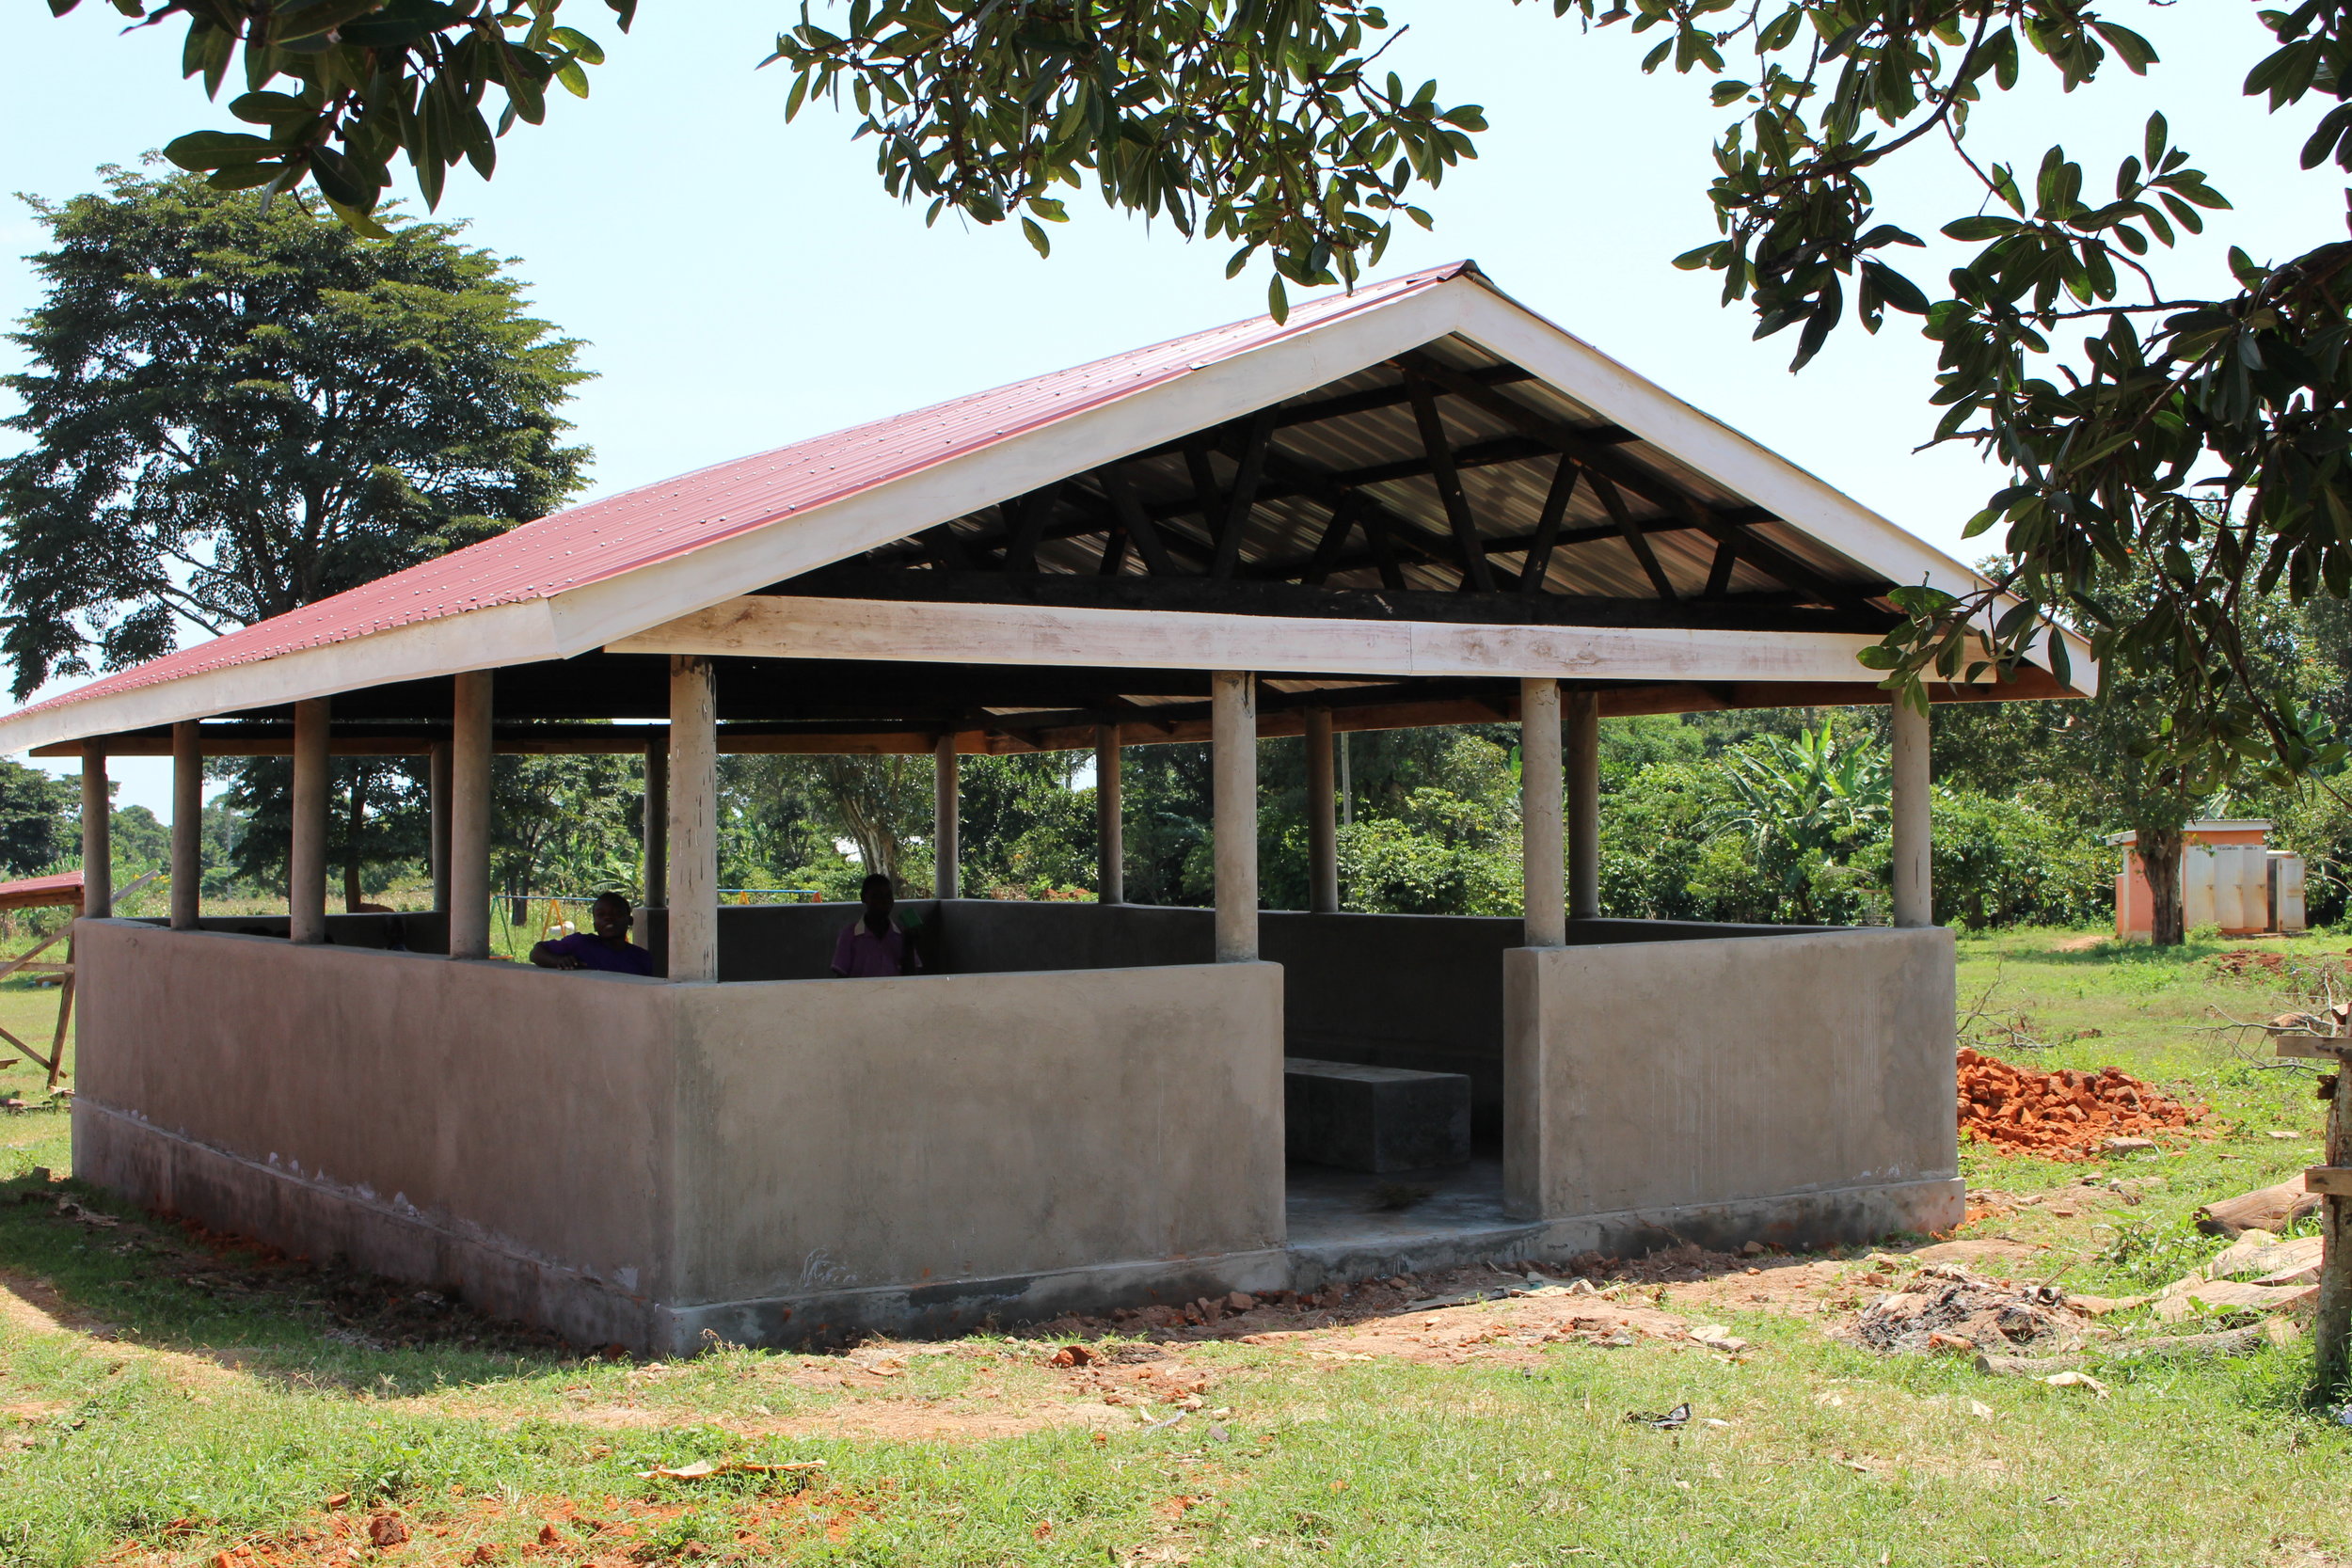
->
[0, 2, 2332, 816]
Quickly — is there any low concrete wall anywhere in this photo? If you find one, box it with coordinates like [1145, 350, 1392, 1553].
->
[135, 910, 451, 953]
[1503, 927, 1961, 1246]
[71, 919, 1288, 1350]
[667, 959, 1286, 1345]
[73, 920, 676, 1348]
[914, 904, 1829, 1144]
[639, 902, 943, 981]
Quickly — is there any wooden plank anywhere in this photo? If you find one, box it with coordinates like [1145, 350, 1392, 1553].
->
[2306, 1166, 2352, 1197]
[2273, 1032, 2352, 1060]
[1704, 541, 1740, 599]
[610, 594, 1924, 685]
[0, 927, 73, 984]
[1302, 496, 1362, 588]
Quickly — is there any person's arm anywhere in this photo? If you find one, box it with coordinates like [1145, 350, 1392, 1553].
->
[531, 935, 583, 970]
[829, 923, 854, 976]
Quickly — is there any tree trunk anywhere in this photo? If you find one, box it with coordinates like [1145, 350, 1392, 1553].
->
[2140, 824, 2186, 946]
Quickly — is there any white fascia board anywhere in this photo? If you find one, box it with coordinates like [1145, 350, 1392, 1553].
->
[1450, 283, 2099, 693]
[608, 594, 1968, 687]
[538, 283, 1478, 657]
[0, 598, 565, 756]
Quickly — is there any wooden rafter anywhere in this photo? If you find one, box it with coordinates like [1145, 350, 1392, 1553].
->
[1519, 456, 1581, 596]
[1212, 409, 1277, 579]
[1396, 351, 1867, 609]
[1404, 366, 1497, 593]
[1000, 486, 1058, 574]
[1302, 495, 1363, 588]
[1704, 541, 1740, 599]
[1094, 463, 1174, 576]
[1587, 471, 1678, 602]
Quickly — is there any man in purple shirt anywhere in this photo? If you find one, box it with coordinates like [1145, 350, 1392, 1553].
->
[530, 893, 656, 976]
[831, 874, 922, 977]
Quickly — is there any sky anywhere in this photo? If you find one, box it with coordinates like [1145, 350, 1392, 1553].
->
[0, 1, 2339, 818]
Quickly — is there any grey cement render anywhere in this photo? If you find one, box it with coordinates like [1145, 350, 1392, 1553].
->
[1502, 927, 1963, 1242]
[72, 911, 1961, 1350]
[71, 919, 1286, 1351]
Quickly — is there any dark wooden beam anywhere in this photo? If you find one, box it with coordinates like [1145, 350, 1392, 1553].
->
[1302, 494, 1362, 588]
[1404, 366, 1496, 593]
[778, 566, 1901, 634]
[1587, 471, 1678, 602]
[1002, 488, 1057, 574]
[1268, 364, 1536, 431]
[1213, 408, 1277, 579]
[1519, 456, 1581, 596]
[1703, 540, 1740, 599]
[1395, 351, 1871, 609]
[1095, 463, 1175, 576]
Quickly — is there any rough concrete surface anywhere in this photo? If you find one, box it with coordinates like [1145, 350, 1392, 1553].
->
[1503, 926, 1962, 1241]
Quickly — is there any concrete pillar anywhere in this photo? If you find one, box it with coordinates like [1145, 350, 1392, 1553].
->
[288, 698, 330, 943]
[448, 672, 494, 959]
[78, 743, 110, 920]
[428, 740, 452, 912]
[169, 721, 202, 929]
[1094, 723, 1123, 905]
[669, 656, 720, 981]
[1565, 689, 1600, 922]
[1212, 671, 1258, 962]
[933, 734, 960, 900]
[1892, 696, 1932, 927]
[643, 737, 668, 907]
[1305, 705, 1339, 914]
[1520, 680, 1565, 947]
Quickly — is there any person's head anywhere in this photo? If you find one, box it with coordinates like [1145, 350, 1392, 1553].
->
[591, 892, 632, 941]
[859, 873, 894, 927]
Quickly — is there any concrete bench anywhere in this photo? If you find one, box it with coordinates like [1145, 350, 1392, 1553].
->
[1283, 1057, 1472, 1174]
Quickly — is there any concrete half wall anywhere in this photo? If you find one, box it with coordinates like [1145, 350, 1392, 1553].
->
[69, 920, 1286, 1351]
[1503, 927, 1962, 1249]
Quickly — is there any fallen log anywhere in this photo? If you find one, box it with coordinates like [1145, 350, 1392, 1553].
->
[2197, 1179, 2324, 1238]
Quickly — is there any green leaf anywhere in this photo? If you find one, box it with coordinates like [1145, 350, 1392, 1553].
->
[1267, 274, 1291, 325]
[1942, 215, 2023, 242]
[230, 90, 311, 126]
[1020, 216, 1050, 258]
[161, 130, 281, 171]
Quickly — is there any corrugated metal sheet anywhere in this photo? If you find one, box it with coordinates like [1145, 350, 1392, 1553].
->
[7, 263, 1475, 725]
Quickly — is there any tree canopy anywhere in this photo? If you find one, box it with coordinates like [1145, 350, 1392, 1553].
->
[0, 167, 589, 699]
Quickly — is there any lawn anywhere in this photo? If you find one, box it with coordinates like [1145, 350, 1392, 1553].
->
[1, 927, 2347, 1568]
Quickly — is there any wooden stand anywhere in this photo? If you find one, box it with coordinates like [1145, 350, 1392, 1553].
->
[2276, 1029, 2352, 1393]
[0, 867, 157, 1093]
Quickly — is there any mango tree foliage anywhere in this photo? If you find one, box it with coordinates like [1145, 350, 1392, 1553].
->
[0, 170, 590, 697]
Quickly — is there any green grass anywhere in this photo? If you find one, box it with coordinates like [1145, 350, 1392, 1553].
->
[1, 927, 2349, 1566]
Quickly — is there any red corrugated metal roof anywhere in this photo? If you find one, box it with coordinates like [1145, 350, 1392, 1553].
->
[8, 263, 1475, 723]
[0, 870, 83, 911]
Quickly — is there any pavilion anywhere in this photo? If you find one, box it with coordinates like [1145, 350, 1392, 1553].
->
[0, 262, 2092, 1351]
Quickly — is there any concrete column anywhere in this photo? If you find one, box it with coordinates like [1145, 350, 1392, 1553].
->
[428, 740, 452, 912]
[933, 734, 960, 901]
[1565, 689, 1600, 922]
[643, 737, 669, 907]
[169, 721, 202, 929]
[669, 656, 720, 981]
[1520, 681, 1565, 947]
[1305, 705, 1339, 915]
[1094, 724, 1123, 905]
[288, 698, 330, 943]
[78, 743, 110, 920]
[1212, 671, 1258, 962]
[1891, 696, 1932, 927]
[448, 672, 494, 959]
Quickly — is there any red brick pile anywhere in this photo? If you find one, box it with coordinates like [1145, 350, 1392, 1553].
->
[1956, 1048, 2204, 1159]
